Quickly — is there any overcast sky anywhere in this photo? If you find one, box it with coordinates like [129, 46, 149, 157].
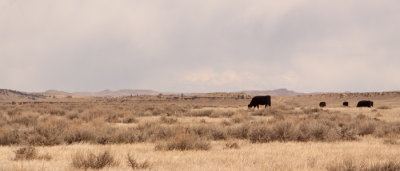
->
[1, 0, 399, 93]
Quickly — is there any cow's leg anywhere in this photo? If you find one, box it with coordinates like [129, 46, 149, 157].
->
[256, 105, 259, 109]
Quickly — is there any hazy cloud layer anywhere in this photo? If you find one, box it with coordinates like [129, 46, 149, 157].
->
[1, 0, 399, 93]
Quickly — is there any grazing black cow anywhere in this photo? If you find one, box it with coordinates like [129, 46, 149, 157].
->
[357, 100, 373, 107]
[248, 96, 271, 109]
[319, 102, 326, 107]
[343, 102, 349, 107]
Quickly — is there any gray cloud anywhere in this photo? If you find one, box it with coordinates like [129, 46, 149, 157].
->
[1, 0, 399, 93]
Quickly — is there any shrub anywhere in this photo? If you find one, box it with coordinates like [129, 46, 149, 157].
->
[248, 124, 274, 143]
[160, 116, 178, 124]
[148, 125, 176, 141]
[27, 119, 66, 146]
[0, 127, 20, 145]
[302, 107, 321, 114]
[49, 109, 66, 116]
[337, 124, 357, 141]
[64, 127, 95, 144]
[72, 150, 118, 169]
[224, 142, 240, 149]
[187, 125, 212, 138]
[369, 161, 400, 171]
[309, 122, 330, 141]
[210, 126, 227, 140]
[357, 121, 377, 136]
[327, 159, 400, 171]
[227, 124, 249, 139]
[123, 116, 138, 123]
[188, 109, 214, 117]
[383, 138, 399, 145]
[37, 153, 52, 160]
[9, 113, 38, 126]
[327, 159, 359, 171]
[13, 146, 52, 161]
[210, 109, 235, 118]
[14, 146, 37, 160]
[126, 153, 150, 170]
[273, 121, 295, 141]
[66, 113, 79, 120]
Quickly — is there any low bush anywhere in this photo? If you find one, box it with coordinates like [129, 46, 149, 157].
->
[227, 124, 250, 139]
[0, 127, 20, 145]
[14, 146, 37, 160]
[160, 116, 178, 124]
[188, 109, 214, 117]
[224, 142, 240, 149]
[302, 107, 322, 114]
[14, 146, 52, 161]
[210, 109, 235, 118]
[369, 161, 400, 170]
[64, 127, 95, 144]
[126, 153, 150, 170]
[248, 124, 274, 143]
[123, 116, 138, 123]
[327, 159, 400, 171]
[72, 150, 118, 169]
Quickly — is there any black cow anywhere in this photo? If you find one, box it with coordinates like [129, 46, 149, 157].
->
[319, 102, 326, 107]
[357, 100, 373, 107]
[343, 102, 349, 107]
[248, 96, 271, 109]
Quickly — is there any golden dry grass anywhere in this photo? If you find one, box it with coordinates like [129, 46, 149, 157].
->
[0, 92, 400, 170]
[1, 138, 400, 170]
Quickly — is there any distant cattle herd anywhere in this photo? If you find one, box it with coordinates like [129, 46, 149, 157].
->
[317, 100, 374, 108]
[248, 96, 374, 108]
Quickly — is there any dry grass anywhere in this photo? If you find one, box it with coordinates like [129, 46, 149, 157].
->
[14, 146, 52, 161]
[155, 134, 211, 151]
[126, 153, 150, 170]
[0, 93, 400, 170]
[327, 158, 400, 171]
[0, 139, 399, 170]
[72, 150, 119, 169]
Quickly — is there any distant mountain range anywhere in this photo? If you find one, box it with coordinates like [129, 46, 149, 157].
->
[0, 88, 302, 101]
[1, 88, 398, 102]
[0, 89, 46, 101]
[241, 88, 303, 96]
[43, 89, 159, 98]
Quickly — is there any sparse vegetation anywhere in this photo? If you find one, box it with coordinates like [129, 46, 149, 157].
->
[0, 98, 398, 145]
[72, 150, 118, 169]
[224, 142, 240, 149]
[327, 159, 400, 171]
[0, 93, 400, 170]
[155, 134, 211, 151]
[13, 146, 52, 161]
[126, 153, 150, 170]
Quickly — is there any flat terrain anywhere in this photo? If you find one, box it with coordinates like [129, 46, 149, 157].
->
[0, 92, 400, 170]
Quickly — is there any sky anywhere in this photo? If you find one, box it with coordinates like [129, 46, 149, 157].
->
[1, 0, 399, 93]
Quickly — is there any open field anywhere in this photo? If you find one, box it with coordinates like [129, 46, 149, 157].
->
[1, 92, 400, 170]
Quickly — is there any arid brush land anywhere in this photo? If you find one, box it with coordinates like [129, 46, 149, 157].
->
[1, 90, 400, 170]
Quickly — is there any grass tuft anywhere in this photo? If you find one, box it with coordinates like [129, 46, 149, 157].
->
[72, 150, 118, 169]
[126, 153, 150, 170]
